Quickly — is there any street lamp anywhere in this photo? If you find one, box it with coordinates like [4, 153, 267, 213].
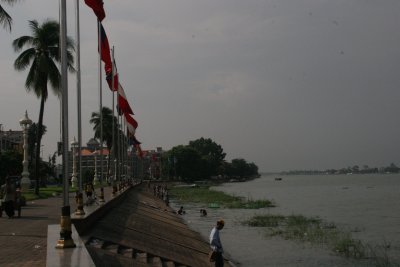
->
[70, 138, 78, 189]
[19, 111, 32, 192]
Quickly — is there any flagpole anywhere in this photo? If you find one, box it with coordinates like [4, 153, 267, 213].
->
[111, 46, 117, 194]
[56, 0, 75, 249]
[97, 20, 104, 202]
[75, 0, 82, 193]
[117, 114, 123, 182]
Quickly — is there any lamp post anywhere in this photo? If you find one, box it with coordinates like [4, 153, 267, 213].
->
[19, 111, 32, 192]
[70, 138, 78, 189]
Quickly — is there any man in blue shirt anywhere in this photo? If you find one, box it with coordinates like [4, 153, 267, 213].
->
[209, 219, 225, 267]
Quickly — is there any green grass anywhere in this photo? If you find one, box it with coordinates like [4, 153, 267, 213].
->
[23, 186, 75, 201]
[242, 214, 400, 266]
[22, 184, 111, 201]
[170, 186, 275, 209]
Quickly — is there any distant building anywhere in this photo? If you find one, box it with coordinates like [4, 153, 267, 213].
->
[67, 139, 165, 182]
[0, 125, 23, 153]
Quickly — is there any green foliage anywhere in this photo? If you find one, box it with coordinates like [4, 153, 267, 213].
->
[164, 137, 259, 180]
[0, 0, 18, 31]
[242, 214, 400, 265]
[188, 137, 226, 177]
[13, 19, 75, 195]
[244, 215, 285, 227]
[90, 106, 119, 177]
[82, 169, 95, 184]
[224, 158, 259, 178]
[166, 145, 203, 181]
[23, 186, 74, 201]
[170, 186, 274, 209]
[0, 150, 23, 184]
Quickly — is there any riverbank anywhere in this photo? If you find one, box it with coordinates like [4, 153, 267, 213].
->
[170, 185, 275, 209]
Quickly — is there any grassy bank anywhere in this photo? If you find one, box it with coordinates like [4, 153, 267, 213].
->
[242, 214, 399, 266]
[23, 186, 73, 201]
[22, 184, 110, 201]
[170, 185, 275, 209]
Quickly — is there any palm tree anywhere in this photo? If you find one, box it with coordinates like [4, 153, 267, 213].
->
[90, 107, 118, 180]
[13, 19, 75, 195]
[0, 0, 19, 31]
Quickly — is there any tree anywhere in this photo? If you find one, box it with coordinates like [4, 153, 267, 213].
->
[229, 158, 259, 178]
[188, 137, 226, 178]
[168, 145, 203, 181]
[13, 19, 75, 194]
[90, 106, 118, 179]
[27, 122, 46, 165]
[0, 150, 22, 185]
[0, 0, 19, 31]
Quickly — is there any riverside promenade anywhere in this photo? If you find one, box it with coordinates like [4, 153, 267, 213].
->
[0, 184, 233, 267]
[0, 186, 112, 267]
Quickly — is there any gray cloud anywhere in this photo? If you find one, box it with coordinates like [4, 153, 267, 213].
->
[1, 0, 399, 172]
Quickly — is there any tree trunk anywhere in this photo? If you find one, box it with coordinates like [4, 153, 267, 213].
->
[34, 96, 45, 195]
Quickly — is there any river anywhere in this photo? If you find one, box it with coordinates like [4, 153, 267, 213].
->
[170, 173, 400, 267]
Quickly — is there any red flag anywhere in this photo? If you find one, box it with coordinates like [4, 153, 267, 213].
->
[106, 60, 118, 91]
[99, 23, 112, 74]
[117, 83, 134, 115]
[106, 72, 118, 91]
[84, 0, 105, 21]
[125, 113, 138, 135]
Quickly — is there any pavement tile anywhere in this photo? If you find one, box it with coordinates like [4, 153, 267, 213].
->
[0, 187, 112, 267]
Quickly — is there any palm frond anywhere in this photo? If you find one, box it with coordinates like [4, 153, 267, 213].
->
[0, 4, 12, 31]
[12, 35, 34, 51]
[1, 0, 20, 5]
[13, 47, 35, 70]
[46, 58, 61, 93]
[24, 58, 38, 92]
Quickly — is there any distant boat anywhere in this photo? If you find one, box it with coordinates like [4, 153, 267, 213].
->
[275, 177, 282, 181]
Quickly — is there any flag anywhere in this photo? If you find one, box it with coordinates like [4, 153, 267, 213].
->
[127, 132, 141, 146]
[99, 23, 112, 74]
[84, 0, 105, 21]
[136, 144, 144, 159]
[117, 83, 134, 115]
[125, 113, 138, 135]
[106, 60, 118, 91]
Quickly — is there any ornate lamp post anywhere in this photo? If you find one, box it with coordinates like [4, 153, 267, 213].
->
[19, 111, 32, 192]
[70, 138, 78, 189]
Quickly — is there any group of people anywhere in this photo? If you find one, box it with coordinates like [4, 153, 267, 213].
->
[150, 183, 170, 206]
[1, 178, 22, 219]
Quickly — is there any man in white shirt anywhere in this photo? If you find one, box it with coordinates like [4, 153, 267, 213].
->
[209, 219, 225, 267]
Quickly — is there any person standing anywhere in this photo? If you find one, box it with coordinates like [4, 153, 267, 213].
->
[3, 178, 16, 218]
[209, 219, 225, 267]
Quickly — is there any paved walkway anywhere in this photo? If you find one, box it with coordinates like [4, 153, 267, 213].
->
[0, 186, 113, 267]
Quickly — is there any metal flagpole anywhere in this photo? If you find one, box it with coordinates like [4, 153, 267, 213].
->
[74, 0, 85, 216]
[98, 21, 105, 202]
[75, 0, 82, 192]
[111, 47, 117, 194]
[118, 114, 122, 181]
[56, 0, 75, 249]
[93, 20, 101, 186]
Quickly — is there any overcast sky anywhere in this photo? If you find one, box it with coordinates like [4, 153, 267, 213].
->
[1, 0, 400, 172]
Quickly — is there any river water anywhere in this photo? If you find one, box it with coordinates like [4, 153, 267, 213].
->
[170, 174, 400, 267]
